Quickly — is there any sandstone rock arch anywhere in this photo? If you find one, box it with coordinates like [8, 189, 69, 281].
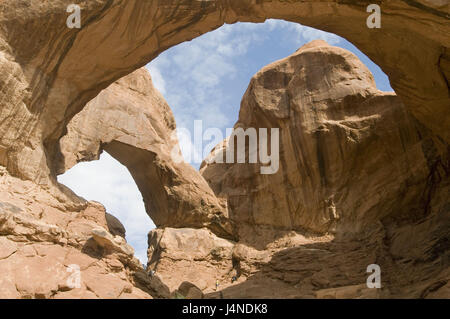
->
[0, 1, 449, 298]
[57, 68, 233, 237]
[0, 0, 448, 187]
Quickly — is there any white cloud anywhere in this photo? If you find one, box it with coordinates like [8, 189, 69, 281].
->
[176, 128, 202, 164]
[296, 25, 341, 45]
[263, 19, 341, 45]
[147, 58, 168, 95]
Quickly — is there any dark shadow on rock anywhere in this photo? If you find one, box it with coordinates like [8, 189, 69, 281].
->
[205, 206, 450, 299]
[81, 238, 105, 260]
[106, 212, 126, 238]
[133, 269, 171, 299]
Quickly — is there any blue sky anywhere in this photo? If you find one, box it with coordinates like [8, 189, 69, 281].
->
[58, 20, 393, 264]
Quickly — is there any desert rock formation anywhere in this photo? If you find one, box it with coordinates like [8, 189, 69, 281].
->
[0, 166, 153, 298]
[0, 0, 449, 299]
[201, 40, 439, 237]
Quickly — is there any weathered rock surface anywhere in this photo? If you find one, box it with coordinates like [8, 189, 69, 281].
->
[173, 281, 205, 299]
[0, 167, 153, 299]
[0, 66, 231, 299]
[147, 227, 235, 294]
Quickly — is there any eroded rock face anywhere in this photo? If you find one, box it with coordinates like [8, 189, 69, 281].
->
[0, 66, 235, 299]
[0, 167, 153, 299]
[200, 40, 440, 237]
[57, 68, 232, 238]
